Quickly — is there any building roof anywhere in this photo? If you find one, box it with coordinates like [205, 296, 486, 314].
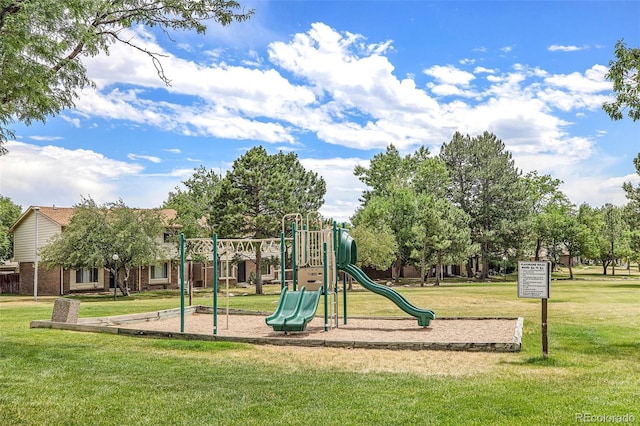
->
[9, 206, 179, 233]
[37, 206, 76, 227]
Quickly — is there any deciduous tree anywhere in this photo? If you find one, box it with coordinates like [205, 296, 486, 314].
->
[0, 195, 22, 260]
[413, 195, 473, 286]
[0, 0, 253, 155]
[602, 39, 640, 122]
[353, 145, 429, 282]
[522, 171, 568, 261]
[164, 166, 222, 238]
[600, 203, 629, 276]
[39, 197, 169, 296]
[350, 222, 398, 272]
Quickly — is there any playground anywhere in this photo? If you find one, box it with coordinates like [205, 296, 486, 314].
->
[31, 213, 522, 351]
[31, 306, 521, 351]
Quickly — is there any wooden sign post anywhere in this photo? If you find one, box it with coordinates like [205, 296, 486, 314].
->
[518, 261, 551, 358]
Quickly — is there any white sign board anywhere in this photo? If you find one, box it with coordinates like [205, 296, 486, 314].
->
[518, 261, 550, 299]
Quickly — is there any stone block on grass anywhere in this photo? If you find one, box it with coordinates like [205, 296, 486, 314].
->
[51, 298, 80, 323]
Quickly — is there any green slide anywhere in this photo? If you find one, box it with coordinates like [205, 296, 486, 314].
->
[265, 287, 323, 332]
[341, 263, 436, 327]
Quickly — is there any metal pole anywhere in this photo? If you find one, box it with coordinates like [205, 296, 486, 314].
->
[180, 233, 185, 333]
[292, 222, 297, 291]
[332, 222, 337, 261]
[112, 254, 118, 301]
[503, 255, 507, 282]
[213, 234, 218, 335]
[33, 207, 39, 301]
[343, 269, 347, 325]
[303, 224, 307, 266]
[542, 298, 549, 358]
[114, 258, 117, 301]
[323, 241, 328, 332]
[280, 232, 285, 290]
[225, 250, 229, 330]
[340, 223, 347, 325]
[334, 222, 340, 289]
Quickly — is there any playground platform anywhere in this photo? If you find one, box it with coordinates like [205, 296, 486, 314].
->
[31, 306, 523, 352]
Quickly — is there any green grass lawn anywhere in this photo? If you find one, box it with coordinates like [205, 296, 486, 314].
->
[1, 275, 639, 425]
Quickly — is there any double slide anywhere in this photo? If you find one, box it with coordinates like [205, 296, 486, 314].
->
[265, 287, 323, 332]
[340, 263, 436, 327]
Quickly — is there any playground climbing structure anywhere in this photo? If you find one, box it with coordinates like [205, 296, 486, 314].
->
[179, 212, 436, 335]
[265, 216, 436, 332]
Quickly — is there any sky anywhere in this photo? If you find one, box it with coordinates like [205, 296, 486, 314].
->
[1, 1, 639, 223]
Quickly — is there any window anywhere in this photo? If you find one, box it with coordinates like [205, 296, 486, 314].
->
[261, 262, 271, 275]
[76, 268, 99, 283]
[150, 262, 169, 280]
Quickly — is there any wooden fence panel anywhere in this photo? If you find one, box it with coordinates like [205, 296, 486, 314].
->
[0, 273, 20, 294]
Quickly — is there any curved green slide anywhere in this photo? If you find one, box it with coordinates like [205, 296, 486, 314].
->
[266, 287, 323, 332]
[341, 263, 436, 327]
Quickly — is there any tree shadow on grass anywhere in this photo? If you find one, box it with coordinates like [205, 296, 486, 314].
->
[500, 356, 564, 368]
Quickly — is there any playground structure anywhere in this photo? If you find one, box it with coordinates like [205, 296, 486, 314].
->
[178, 213, 435, 334]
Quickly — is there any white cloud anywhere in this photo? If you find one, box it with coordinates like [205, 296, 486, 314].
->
[60, 115, 81, 128]
[0, 141, 195, 209]
[548, 44, 589, 52]
[423, 65, 476, 86]
[128, 153, 162, 163]
[176, 43, 192, 52]
[474, 66, 497, 74]
[539, 65, 612, 111]
[543, 65, 610, 93]
[37, 21, 628, 217]
[300, 157, 368, 223]
[560, 173, 633, 208]
[29, 136, 63, 141]
[0, 141, 143, 208]
[74, 23, 613, 163]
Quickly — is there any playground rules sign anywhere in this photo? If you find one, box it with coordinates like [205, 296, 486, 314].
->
[517, 261, 550, 299]
[518, 261, 551, 358]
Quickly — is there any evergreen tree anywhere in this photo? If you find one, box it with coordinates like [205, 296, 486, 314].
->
[440, 131, 530, 279]
[216, 146, 326, 294]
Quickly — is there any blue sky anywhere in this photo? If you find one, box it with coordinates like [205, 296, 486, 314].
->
[1, 1, 639, 223]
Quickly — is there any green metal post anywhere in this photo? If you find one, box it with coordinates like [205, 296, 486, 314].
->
[323, 241, 328, 332]
[332, 222, 338, 260]
[343, 268, 347, 325]
[180, 233, 185, 333]
[303, 224, 307, 266]
[280, 232, 286, 290]
[292, 222, 297, 291]
[213, 234, 218, 335]
[341, 222, 347, 324]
